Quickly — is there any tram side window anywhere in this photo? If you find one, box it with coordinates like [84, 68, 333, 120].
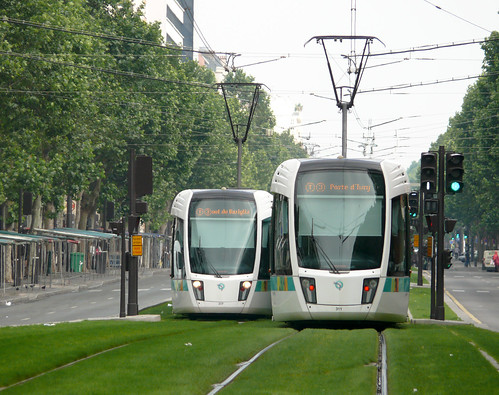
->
[259, 218, 271, 279]
[172, 218, 186, 279]
[272, 195, 291, 275]
[388, 195, 409, 277]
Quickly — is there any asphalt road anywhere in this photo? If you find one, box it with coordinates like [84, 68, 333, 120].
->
[0, 270, 172, 327]
[2, 265, 498, 332]
[443, 262, 499, 332]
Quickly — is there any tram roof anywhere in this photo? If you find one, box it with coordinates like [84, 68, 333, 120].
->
[189, 188, 259, 199]
[295, 157, 384, 171]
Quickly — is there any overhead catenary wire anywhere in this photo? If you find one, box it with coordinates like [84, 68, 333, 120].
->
[422, 0, 492, 33]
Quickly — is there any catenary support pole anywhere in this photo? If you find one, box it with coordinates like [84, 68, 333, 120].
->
[341, 102, 348, 157]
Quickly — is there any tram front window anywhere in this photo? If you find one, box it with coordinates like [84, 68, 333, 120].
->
[295, 170, 385, 271]
[189, 198, 256, 275]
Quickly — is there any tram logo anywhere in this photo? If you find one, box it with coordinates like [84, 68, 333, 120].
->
[196, 207, 210, 216]
[334, 281, 344, 291]
[217, 283, 225, 291]
[305, 182, 326, 193]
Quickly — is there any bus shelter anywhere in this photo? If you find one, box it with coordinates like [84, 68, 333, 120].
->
[0, 231, 55, 290]
[33, 228, 119, 276]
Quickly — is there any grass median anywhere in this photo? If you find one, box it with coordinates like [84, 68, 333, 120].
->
[1, 284, 497, 394]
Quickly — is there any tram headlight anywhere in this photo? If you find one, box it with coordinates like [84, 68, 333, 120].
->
[238, 281, 252, 301]
[361, 278, 379, 304]
[192, 280, 204, 301]
[300, 277, 317, 304]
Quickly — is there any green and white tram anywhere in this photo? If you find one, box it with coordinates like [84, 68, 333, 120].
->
[170, 189, 272, 315]
[270, 158, 411, 322]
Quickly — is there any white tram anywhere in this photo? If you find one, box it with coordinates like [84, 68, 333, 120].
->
[270, 158, 411, 322]
[170, 189, 272, 315]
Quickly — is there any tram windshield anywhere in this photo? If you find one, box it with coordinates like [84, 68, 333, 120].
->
[295, 169, 385, 271]
[188, 198, 257, 275]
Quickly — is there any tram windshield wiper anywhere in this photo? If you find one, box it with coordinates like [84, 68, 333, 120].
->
[311, 219, 340, 274]
[197, 237, 222, 278]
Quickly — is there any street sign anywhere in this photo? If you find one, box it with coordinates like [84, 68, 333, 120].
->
[427, 236, 434, 258]
[131, 235, 143, 256]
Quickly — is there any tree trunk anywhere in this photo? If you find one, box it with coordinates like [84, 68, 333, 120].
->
[79, 179, 101, 230]
[43, 202, 56, 229]
[5, 245, 13, 283]
[31, 195, 43, 230]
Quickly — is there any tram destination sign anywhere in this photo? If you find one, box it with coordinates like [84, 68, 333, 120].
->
[190, 199, 256, 218]
[297, 170, 384, 196]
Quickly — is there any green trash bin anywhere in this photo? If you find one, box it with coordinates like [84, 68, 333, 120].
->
[70, 252, 85, 272]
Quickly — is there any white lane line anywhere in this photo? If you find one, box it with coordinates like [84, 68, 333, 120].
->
[452, 289, 465, 292]
[71, 306, 78, 309]
[476, 290, 490, 293]
[21, 317, 31, 321]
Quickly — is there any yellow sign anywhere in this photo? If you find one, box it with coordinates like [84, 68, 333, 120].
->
[427, 236, 433, 258]
[414, 234, 419, 248]
[132, 235, 143, 256]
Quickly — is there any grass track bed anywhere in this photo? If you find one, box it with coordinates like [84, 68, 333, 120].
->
[222, 328, 378, 394]
[1, 301, 498, 394]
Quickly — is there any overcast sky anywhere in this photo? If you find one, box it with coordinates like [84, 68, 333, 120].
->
[191, 0, 497, 168]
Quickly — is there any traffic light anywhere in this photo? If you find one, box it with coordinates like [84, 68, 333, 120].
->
[445, 249, 453, 269]
[135, 155, 153, 197]
[444, 218, 457, 233]
[425, 215, 438, 233]
[445, 153, 464, 194]
[424, 195, 438, 214]
[421, 152, 438, 193]
[409, 191, 419, 218]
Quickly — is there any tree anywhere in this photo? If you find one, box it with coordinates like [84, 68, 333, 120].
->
[429, 31, 498, 252]
[0, 0, 308, 234]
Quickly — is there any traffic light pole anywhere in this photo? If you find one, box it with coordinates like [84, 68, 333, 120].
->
[417, 190, 424, 286]
[435, 146, 446, 320]
[120, 216, 126, 318]
[128, 149, 139, 316]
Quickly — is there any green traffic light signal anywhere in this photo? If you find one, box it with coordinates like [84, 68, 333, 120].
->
[443, 249, 453, 269]
[446, 152, 464, 194]
[449, 181, 462, 193]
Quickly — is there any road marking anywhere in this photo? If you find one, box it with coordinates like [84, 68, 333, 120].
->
[476, 290, 490, 293]
[88, 289, 102, 292]
[445, 289, 482, 324]
[107, 297, 114, 300]
[71, 306, 78, 309]
[138, 289, 150, 292]
[161, 288, 171, 291]
[452, 289, 465, 292]
[47, 311, 55, 315]
[91, 301, 97, 304]
[454, 275, 465, 278]
[21, 317, 31, 321]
